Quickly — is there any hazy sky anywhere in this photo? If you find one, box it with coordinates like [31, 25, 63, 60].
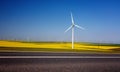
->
[0, 0, 120, 43]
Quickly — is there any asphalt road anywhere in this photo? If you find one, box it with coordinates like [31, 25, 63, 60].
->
[0, 52, 120, 72]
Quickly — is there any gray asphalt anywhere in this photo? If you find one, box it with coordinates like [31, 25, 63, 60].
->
[0, 52, 120, 72]
[0, 52, 120, 56]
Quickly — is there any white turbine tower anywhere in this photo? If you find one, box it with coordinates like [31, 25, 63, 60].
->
[65, 12, 84, 49]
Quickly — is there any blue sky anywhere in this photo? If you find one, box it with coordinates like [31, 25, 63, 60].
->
[0, 0, 120, 43]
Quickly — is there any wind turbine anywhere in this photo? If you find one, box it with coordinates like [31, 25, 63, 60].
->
[65, 12, 84, 49]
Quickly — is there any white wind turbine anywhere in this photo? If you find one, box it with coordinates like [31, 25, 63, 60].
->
[65, 12, 85, 49]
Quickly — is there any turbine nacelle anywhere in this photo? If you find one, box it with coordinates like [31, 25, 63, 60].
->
[72, 24, 75, 27]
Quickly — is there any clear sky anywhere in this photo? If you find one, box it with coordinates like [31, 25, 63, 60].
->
[0, 0, 120, 43]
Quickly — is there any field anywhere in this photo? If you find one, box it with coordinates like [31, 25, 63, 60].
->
[0, 40, 120, 53]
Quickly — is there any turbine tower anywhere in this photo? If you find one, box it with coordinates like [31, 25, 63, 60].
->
[65, 12, 84, 49]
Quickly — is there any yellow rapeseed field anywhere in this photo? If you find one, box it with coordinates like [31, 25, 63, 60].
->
[0, 40, 119, 52]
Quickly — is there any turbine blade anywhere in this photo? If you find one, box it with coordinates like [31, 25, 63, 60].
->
[71, 12, 74, 24]
[75, 24, 85, 30]
[65, 25, 72, 33]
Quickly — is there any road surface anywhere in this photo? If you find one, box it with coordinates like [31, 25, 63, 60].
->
[0, 52, 120, 72]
